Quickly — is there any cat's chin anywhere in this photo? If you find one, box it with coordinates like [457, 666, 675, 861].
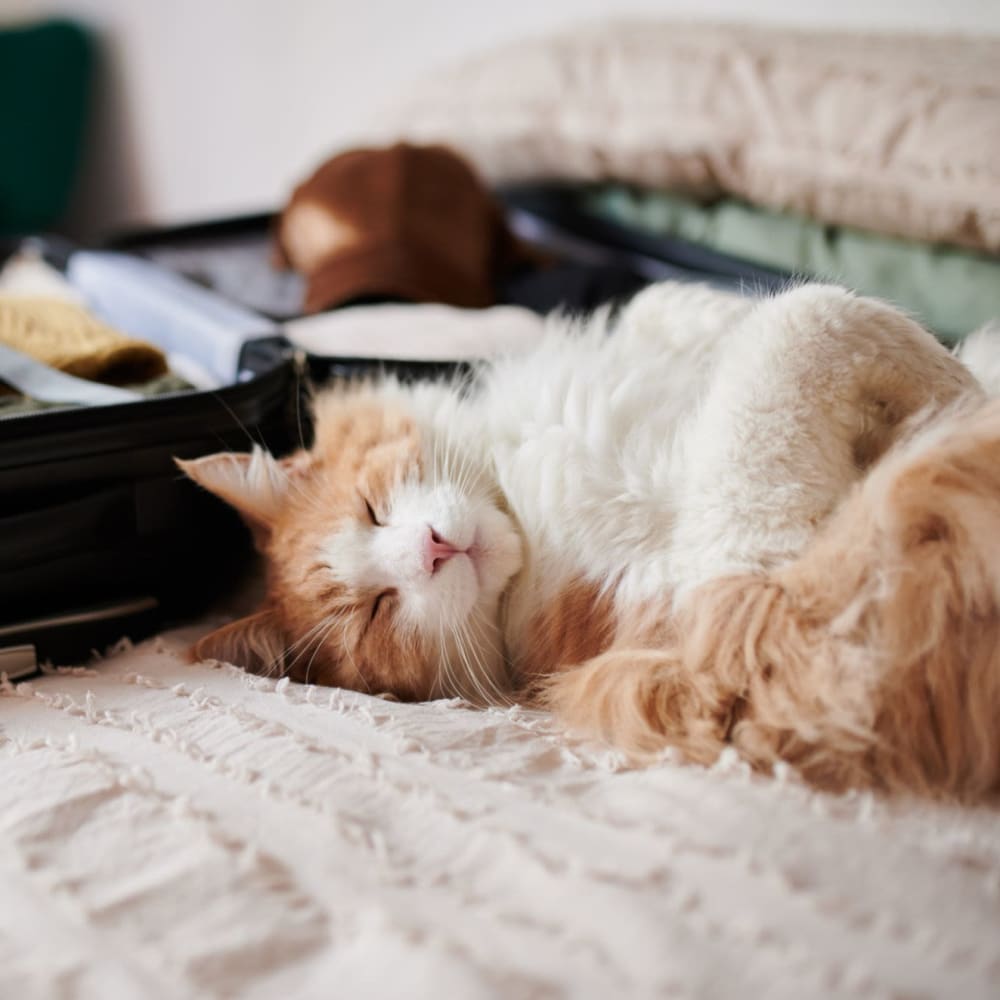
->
[437, 620, 513, 705]
[428, 525, 522, 704]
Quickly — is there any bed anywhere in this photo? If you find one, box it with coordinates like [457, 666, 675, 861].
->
[3, 617, 999, 999]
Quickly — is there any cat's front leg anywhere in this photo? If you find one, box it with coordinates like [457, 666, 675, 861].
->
[543, 578, 887, 794]
[668, 284, 980, 595]
[540, 582, 847, 784]
[541, 645, 738, 766]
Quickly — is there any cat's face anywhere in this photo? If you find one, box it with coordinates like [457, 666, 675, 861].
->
[179, 387, 522, 702]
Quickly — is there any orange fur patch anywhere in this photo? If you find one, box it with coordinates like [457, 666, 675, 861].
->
[515, 579, 617, 687]
[544, 398, 1000, 801]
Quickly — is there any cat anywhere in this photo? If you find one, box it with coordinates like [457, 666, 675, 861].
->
[179, 280, 1000, 799]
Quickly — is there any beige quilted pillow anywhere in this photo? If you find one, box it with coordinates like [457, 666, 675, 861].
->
[373, 20, 1000, 253]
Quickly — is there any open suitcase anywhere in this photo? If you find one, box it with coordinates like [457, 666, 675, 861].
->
[0, 188, 793, 680]
[0, 239, 299, 678]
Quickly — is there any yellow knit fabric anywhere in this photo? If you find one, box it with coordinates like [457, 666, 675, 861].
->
[0, 296, 167, 385]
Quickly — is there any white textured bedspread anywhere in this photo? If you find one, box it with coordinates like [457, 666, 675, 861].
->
[2, 630, 999, 1000]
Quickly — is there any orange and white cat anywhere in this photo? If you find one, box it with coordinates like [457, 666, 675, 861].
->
[180, 281, 1000, 799]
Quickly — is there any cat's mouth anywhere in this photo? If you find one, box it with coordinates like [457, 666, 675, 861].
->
[464, 535, 483, 586]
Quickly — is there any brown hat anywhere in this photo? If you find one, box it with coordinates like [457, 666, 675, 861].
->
[275, 143, 523, 313]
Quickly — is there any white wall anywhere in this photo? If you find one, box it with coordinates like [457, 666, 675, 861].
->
[5, 0, 1000, 236]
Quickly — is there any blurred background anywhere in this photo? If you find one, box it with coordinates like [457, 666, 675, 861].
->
[3, 0, 999, 239]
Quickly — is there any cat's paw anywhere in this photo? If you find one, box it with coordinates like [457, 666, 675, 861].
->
[541, 647, 730, 764]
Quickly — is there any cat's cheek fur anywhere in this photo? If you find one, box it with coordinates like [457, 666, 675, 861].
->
[474, 504, 525, 594]
[190, 607, 287, 676]
[514, 579, 618, 686]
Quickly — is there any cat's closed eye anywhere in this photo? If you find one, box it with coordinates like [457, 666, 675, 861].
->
[369, 589, 394, 624]
[363, 495, 382, 526]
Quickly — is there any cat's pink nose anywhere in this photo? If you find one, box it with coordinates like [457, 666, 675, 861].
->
[424, 527, 461, 575]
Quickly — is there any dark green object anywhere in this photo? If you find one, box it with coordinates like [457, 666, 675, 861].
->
[0, 19, 93, 234]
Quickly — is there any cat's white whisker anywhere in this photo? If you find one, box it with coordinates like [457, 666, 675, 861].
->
[461, 612, 509, 708]
[281, 613, 340, 677]
[450, 621, 476, 703]
[337, 612, 370, 694]
[465, 612, 513, 708]
[457, 620, 490, 707]
[461, 623, 494, 707]
[301, 616, 341, 687]
[436, 622, 460, 700]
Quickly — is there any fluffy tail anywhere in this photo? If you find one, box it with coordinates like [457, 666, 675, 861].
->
[545, 398, 1000, 799]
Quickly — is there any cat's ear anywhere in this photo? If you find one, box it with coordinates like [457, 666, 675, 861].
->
[190, 606, 287, 675]
[177, 446, 305, 543]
